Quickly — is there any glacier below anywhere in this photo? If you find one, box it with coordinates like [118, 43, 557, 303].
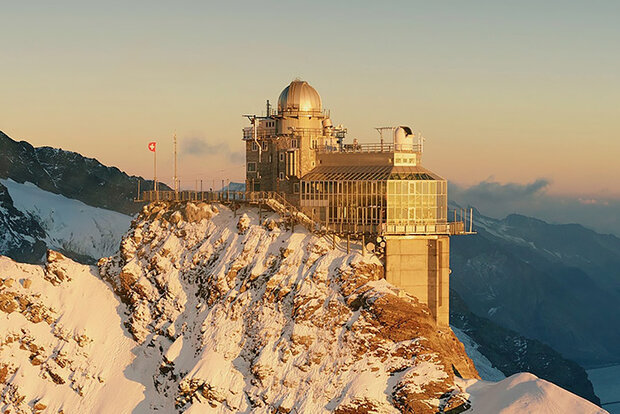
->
[0, 178, 131, 261]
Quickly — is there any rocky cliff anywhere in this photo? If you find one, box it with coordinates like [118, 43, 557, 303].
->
[98, 201, 479, 412]
[0, 201, 607, 413]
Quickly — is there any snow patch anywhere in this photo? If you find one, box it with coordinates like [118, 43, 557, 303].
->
[1, 179, 131, 260]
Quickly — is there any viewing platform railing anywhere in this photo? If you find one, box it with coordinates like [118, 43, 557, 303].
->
[135, 190, 474, 237]
[137, 190, 246, 203]
[316, 142, 422, 154]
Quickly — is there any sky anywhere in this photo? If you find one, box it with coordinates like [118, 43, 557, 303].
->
[1, 1, 619, 233]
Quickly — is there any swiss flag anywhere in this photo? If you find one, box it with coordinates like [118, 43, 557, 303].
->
[148, 142, 156, 152]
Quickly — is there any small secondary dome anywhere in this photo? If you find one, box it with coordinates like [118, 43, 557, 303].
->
[278, 80, 322, 115]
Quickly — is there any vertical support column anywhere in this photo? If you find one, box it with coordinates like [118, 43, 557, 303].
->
[384, 236, 450, 327]
[362, 234, 365, 256]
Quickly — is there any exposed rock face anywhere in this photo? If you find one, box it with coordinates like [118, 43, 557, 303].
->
[99, 202, 478, 412]
[0, 252, 139, 413]
[0, 182, 47, 263]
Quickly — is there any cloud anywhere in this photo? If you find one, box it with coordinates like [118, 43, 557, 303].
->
[181, 137, 243, 163]
[450, 179, 620, 237]
[578, 198, 609, 206]
[451, 179, 550, 203]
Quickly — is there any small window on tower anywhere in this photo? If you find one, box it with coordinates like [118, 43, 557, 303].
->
[268, 154, 273, 163]
[291, 139, 298, 148]
[279, 153, 285, 162]
[251, 142, 258, 151]
[279, 172, 285, 180]
[262, 141, 268, 151]
[293, 183, 300, 193]
[247, 162, 256, 172]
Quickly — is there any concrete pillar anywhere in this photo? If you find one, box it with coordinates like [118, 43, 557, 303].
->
[385, 235, 451, 327]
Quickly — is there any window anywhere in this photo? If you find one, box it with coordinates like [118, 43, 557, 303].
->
[291, 138, 298, 148]
[279, 153, 285, 162]
[251, 142, 258, 151]
[262, 141, 268, 151]
[247, 162, 256, 172]
[279, 172, 285, 180]
[268, 154, 273, 163]
[293, 183, 300, 194]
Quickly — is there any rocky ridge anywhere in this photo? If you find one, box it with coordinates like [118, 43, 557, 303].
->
[0, 201, 607, 413]
[0, 130, 164, 216]
[98, 201, 479, 413]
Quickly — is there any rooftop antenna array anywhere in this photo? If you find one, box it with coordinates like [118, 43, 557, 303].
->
[375, 126, 397, 151]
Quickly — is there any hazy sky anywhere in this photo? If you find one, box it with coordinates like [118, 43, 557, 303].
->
[1, 1, 619, 202]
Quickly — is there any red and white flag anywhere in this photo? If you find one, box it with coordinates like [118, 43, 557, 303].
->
[148, 141, 156, 152]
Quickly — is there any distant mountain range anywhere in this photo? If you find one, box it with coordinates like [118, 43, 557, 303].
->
[0, 130, 608, 405]
[0, 131, 168, 263]
[0, 130, 165, 215]
[450, 205, 620, 369]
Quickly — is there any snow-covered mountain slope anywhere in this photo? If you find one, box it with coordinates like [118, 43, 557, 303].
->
[0, 179, 131, 262]
[1, 202, 607, 413]
[451, 327, 505, 382]
[458, 373, 607, 414]
[98, 202, 479, 413]
[0, 251, 145, 413]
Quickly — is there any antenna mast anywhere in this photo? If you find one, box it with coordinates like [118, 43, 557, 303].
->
[173, 132, 178, 196]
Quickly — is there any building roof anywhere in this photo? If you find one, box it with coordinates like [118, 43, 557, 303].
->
[278, 80, 322, 115]
[302, 165, 445, 181]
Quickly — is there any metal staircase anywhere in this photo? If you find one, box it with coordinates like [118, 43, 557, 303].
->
[246, 191, 324, 232]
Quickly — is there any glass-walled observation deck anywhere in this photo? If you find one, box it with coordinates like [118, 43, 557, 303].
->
[300, 164, 450, 235]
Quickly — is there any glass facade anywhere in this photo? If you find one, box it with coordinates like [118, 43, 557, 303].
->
[300, 176, 448, 234]
[386, 180, 447, 226]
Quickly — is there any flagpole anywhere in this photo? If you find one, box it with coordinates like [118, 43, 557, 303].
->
[174, 132, 178, 200]
[154, 144, 158, 201]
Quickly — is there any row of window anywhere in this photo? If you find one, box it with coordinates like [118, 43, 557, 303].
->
[387, 180, 447, 195]
[247, 162, 288, 180]
[394, 154, 417, 165]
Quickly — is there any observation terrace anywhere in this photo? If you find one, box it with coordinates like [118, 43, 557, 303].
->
[135, 190, 474, 237]
[316, 142, 422, 154]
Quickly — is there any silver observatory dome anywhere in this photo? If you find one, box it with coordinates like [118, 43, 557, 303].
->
[277, 80, 322, 115]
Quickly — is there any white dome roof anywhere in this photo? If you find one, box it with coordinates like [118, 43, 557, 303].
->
[277, 80, 322, 114]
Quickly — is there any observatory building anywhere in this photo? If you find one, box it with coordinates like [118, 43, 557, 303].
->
[243, 80, 470, 326]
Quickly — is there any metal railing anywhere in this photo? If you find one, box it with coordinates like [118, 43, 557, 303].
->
[242, 127, 277, 140]
[316, 142, 422, 154]
[135, 190, 473, 236]
[137, 190, 246, 203]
